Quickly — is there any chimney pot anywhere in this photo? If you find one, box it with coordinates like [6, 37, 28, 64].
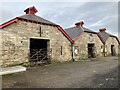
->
[99, 28, 106, 32]
[24, 6, 38, 15]
[75, 21, 84, 27]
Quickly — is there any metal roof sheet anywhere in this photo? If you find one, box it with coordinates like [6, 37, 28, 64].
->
[19, 14, 56, 25]
[64, 26, 95, 40]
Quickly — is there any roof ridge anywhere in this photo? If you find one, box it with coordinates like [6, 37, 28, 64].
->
[65, 26, 76, 30]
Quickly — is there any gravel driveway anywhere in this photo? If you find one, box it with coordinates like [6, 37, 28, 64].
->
[2, 56, 119, 88]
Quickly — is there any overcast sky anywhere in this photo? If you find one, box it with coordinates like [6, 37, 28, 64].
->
[0, 2, 119, 37]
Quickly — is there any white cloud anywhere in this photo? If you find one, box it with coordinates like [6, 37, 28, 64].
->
[88, 16, 117, 27]
[0, 2, 118, 37]
[0, 0, 119, 2]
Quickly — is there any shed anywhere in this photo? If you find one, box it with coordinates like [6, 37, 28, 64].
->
[98, 28, 120, 56]
[65, 21, 103, 60]
[0, 6, 73, 67]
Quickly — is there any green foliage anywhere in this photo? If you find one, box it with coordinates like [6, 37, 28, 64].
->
[80, 54, 88, 60]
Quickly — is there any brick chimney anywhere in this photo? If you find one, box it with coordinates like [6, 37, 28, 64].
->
[24, 6, 38, 14]
[99, 28, 106, 32]
[75, 21, 84, 27]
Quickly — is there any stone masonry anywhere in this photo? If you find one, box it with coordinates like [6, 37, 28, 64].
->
[105, 37, 120, 56]
[73, 32, 103, 60]
[1, 20, 72, 67]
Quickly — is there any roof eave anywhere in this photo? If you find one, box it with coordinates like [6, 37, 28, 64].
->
[110, 35, 120, 45]
[17, 17, 57, 26]
[0, 17, 74, 44]
[84, 31, 98, 34]
[57, 25, 74, 44]
[0, 18, 18, 29]
[97, 33, 106, 45]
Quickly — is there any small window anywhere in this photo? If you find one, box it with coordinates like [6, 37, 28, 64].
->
[61, 46, 62, 55]
[39, 27, 42, 37]
[74, 46, 78, 55]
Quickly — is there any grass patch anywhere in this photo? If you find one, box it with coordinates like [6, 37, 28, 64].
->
[79, 54, 89, 61]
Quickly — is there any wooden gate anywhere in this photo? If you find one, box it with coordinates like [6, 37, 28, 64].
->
[29, 48, 49, 63]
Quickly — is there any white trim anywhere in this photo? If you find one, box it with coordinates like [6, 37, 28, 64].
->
[30, 37, 50, 40]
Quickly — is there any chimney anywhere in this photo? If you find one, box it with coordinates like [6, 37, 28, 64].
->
[24, 6, 38, 15]
[75, 21, 84, 27]
[99, 28, 106, 32]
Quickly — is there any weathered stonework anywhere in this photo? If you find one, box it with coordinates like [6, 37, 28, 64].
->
[0, 30, 2, 66]
[105, 37, 120, 56]
[1, 20, 72, 67]
[73, 32, 103, 60]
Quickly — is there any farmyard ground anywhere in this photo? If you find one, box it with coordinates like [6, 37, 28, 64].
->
[2, 56, 119, 88]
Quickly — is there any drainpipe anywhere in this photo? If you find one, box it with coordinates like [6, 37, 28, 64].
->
[103, 45, 105, 57]
[71, 43, 75, 61]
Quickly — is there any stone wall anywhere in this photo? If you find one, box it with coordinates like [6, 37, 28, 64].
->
[0, 30, 2, 66]
[73, 32, 103, 60]
[1, 20, 72, 67]
[105, 37, 120, 56]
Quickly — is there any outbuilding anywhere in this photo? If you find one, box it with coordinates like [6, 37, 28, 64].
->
[0, 6, 73, 67]
[65, 21, 104, 61]
[98, 28, 120, 56]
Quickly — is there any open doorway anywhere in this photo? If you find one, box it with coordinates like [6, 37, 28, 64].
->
[111, 45, 115, 56]
[30, 38, 50, 63]
[88, 43, 95, 58]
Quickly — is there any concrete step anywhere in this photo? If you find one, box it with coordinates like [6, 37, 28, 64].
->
[0, 66, 26, 75]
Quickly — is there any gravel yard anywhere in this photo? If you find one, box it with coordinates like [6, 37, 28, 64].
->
[2, 56, 119, 88]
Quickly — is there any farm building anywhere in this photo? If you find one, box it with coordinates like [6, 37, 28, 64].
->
[0, 6, 119, 67]
[64, 21, 104, 61]
[98, 28, 120, 56]
[0, 6, 74, 67]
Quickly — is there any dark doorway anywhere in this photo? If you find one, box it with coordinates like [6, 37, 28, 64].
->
[111, 45, 115, 56]
[30, 38, 50, 63]
[88, 44, 95, 58]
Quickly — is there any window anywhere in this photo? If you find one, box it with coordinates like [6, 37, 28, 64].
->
[89, 36, 93, 42]
[74, 46, 78, 55]
[39, 27, 42, 37]
[61, 46, 62, 55]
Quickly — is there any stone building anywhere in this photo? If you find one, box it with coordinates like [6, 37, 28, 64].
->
[0, 6, 74, 67]
[1, 6, 119, 67]
[98, 28, 120, 56]
[65, 21, 104, 61]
